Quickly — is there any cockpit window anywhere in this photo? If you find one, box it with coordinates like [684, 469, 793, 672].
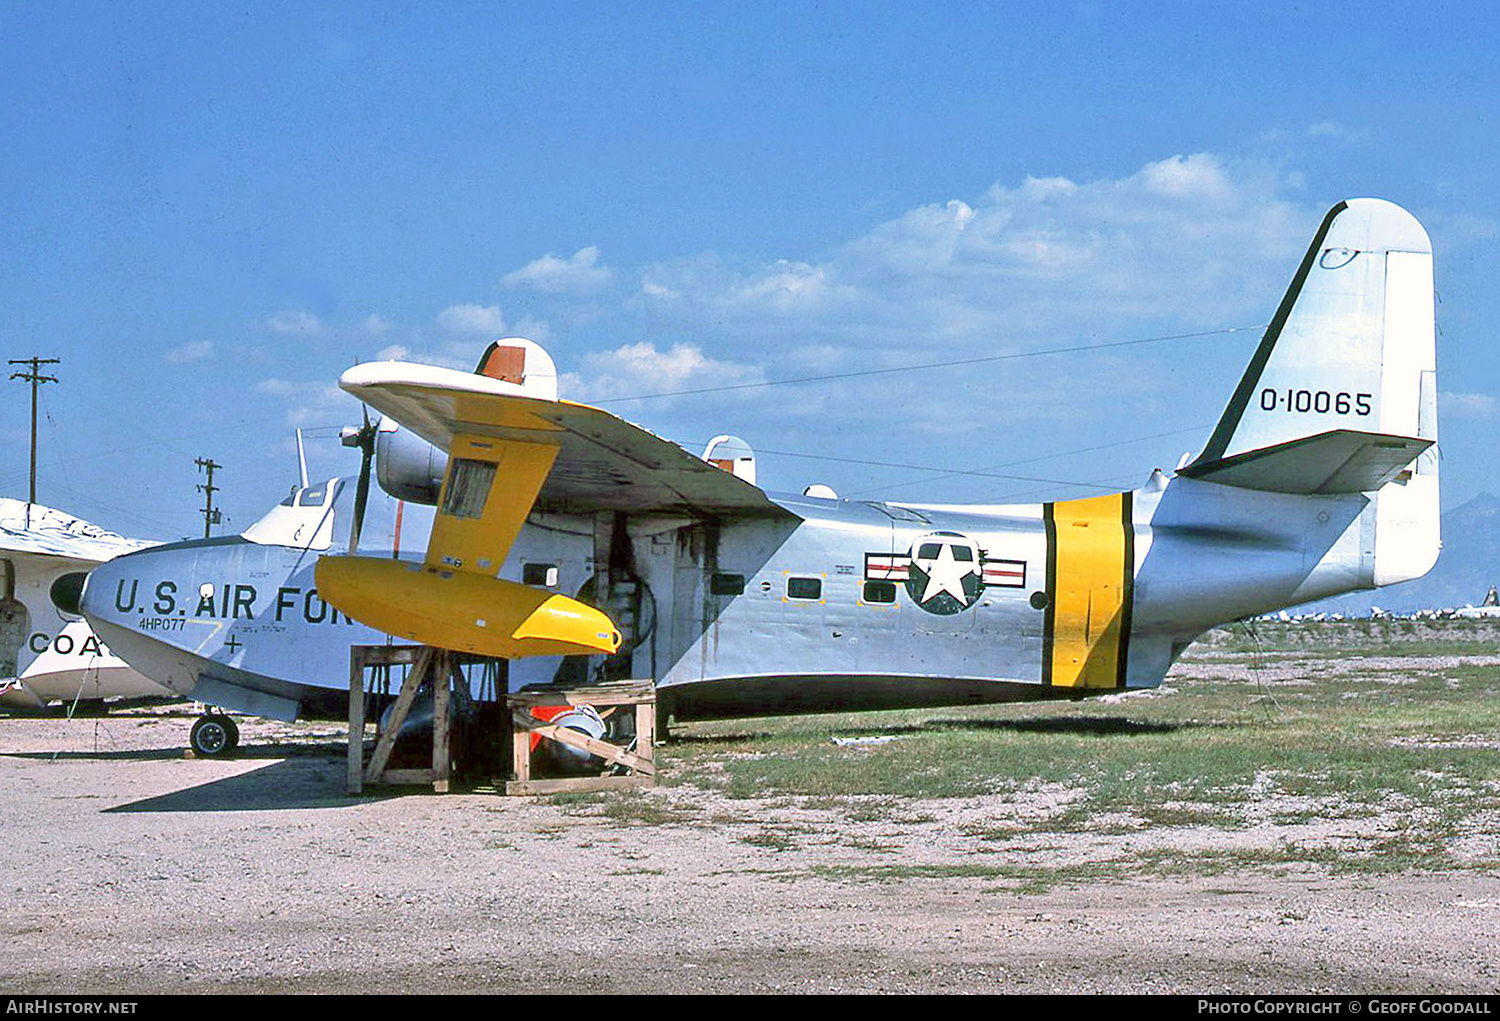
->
[241, 478, 342, 551]
[298, 482, 329, 507]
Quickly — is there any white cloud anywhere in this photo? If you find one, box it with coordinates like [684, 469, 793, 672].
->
[164, 340, 213, 364]
[363, 314, 392, 335]
[561, 342, 764, 404]
[1441, 392, 1497, 419]
[1304, 121, 1375, 144]
[598, 153, 1330, 475]
[254, 378, 347, 428]
[633, 152, 1304, 357]
[503, 246, 613, 293]
[437, 303, 506, 335]
[1137, 153, 1235, 203]
[254, 378, 297, 397]
[267, 311, 321, 335]
[729, 260, 841, 312]
[508, 316, 552, 344]
[375, 344, 410, 361]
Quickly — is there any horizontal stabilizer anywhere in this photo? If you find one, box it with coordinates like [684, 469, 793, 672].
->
[1177, 429, 1432, 494]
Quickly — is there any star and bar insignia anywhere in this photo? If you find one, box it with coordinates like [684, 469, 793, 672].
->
[866, 531, 1027, 616]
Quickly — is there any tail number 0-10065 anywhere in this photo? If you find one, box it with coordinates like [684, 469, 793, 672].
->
[1259, 388, 1372, 415]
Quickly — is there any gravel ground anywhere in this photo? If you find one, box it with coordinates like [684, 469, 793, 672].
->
[1, 703, 1497, 995]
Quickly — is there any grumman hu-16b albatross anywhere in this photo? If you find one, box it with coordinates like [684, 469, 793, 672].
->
[70, 199, 1441, 754]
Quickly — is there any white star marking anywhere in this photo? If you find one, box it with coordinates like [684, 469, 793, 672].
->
[914, 542, 981, 605]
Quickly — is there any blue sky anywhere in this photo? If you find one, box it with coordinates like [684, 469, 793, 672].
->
[1, 2, 1495, 540]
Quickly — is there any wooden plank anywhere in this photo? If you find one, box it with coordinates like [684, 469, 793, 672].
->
[378, 769, 436, 786]
[529, 723, 655, 775]
[504, 775, 655, 797]
[348, 647, 366, 795]
[636, 699, 655, 765]
[512, 712, 532, 784]
[432, 649, 450, 794]
[355, 645, 426, 668]
[506, 682, 654, 709]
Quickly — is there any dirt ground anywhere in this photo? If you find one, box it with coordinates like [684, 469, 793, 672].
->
[1, 703, 1496, 996]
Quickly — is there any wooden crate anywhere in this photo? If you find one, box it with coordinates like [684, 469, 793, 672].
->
[347, 644, 458, 794]
[503, 681, 656, 796]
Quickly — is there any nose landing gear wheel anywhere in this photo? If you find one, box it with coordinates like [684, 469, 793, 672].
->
[189, 714, 240, 758]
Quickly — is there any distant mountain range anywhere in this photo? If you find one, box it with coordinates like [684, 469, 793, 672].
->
[1296, 491, 1500, 616]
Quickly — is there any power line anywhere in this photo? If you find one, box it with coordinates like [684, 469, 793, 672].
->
[593, 325, 1265, 405]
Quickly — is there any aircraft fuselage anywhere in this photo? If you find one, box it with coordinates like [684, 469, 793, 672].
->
[78, 470, 1376, 722]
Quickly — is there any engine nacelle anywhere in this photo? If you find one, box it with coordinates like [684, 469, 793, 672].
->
[375, 420, 448, 505]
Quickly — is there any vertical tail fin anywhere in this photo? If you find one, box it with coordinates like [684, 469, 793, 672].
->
[1180, 198, 1439, 586]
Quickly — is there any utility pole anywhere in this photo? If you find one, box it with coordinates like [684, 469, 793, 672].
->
[195, 457, 222, 539]
[9, 357, 59, 529]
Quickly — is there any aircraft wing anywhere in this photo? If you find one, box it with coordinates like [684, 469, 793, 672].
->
[338, 361, 797, 520]
[317, 360, 794, 660]
[0, 498, 155, 565]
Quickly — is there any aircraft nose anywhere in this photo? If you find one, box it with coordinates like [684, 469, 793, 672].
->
[50, 572, 89, 617]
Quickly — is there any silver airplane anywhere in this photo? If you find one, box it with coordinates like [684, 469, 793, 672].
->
[70, 199, 1440, 754]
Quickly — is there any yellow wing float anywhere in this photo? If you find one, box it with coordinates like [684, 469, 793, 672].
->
[315, 339, 791, 660]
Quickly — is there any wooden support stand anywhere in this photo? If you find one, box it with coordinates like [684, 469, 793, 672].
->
[348, 644, 458, 794]
[504, 681, 656, 796]
[348, 646, 657, 797]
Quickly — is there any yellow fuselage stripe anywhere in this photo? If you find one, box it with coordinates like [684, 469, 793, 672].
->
[1044, 492, 1134, 689]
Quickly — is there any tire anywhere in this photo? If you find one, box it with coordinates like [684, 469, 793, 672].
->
[190, 715, 237, 758]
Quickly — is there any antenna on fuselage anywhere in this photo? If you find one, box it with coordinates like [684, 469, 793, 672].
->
[295, 428, 310, 491]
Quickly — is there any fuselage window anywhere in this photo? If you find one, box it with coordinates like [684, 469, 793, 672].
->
[523, 563, 559, 588]
[787, 577, 822, 601]
[711, 573, 746, 596]
[862, 580, 896, 603]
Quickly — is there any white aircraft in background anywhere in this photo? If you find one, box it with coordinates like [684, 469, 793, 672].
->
[1453, 586, 1500, 619]
[0, 498, 169, 712]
